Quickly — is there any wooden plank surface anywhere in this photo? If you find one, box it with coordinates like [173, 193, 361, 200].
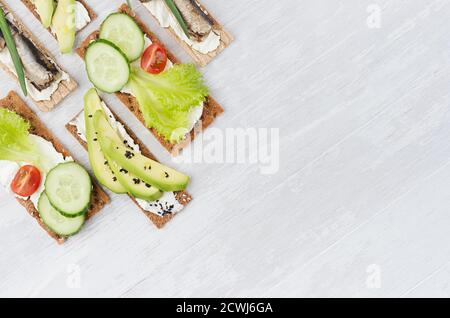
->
[1, 0, 450, 297]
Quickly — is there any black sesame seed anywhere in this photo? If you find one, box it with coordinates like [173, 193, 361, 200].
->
[145, 183, 151, 188]
[164, 172, 169, 178]
[93, 138, 97, 141]
[113, 177, 117, 182]
[88, 115, 93, 118]
[104, 160, 108, 165]
[124, 151, 134, 159]
[133, 178, 140, 185]
[120, 168, 128, 174]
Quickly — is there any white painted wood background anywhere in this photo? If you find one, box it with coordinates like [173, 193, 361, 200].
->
[1, 0, 450, 297]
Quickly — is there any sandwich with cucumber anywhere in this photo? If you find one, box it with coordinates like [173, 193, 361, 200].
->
[77, 4, 224, 155]
[139, 0, 233, 66]
[21, 0, 96, 53]
[0, 91, 109, 243]
[67, 89, 192, 228]
[0, 1, 77, 111]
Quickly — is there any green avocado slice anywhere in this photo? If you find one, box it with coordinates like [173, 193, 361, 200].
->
[33, 0, 55, 28]
[52, 0, 76, 53]
[84, 88, 127, 194]
[95, 116, 190, 192]
[93, 111, 163, 201]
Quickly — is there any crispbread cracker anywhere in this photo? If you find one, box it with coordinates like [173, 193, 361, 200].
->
[143, 0, 233, 66]
[0, 0, 77, 112]
[77, 4, 224, 155]
[66, 104, 193, 229]
[21, 0, 96, 34]
[0, 91, 109, 244]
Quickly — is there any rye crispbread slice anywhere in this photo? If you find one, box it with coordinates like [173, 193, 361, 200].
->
[0, 0, 77, 112]
[141, 0, 233, 66]
[77, 4, 224, 156]
[21, 0, 97, 35]
[0, 91, 109, 244]
[65, 102, 193, 229]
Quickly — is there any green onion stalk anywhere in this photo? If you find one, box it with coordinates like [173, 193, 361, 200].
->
[0, 7, 27, 96]
[164, 0, 191, 39]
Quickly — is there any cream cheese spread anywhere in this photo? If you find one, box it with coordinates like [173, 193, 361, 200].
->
[74, 1, 91, 31]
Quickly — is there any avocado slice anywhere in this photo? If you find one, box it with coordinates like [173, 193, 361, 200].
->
[95, 119, 190, 192]
[33, 0, 55, 28]
[93, 111, 164, 201]
[84, 89, 127, 194]
[52, 0, 76, 53]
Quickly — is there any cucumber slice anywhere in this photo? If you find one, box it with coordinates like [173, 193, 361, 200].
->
[45, 162, 92, 217]
[38, 192, 85, 237]
[85, 40, 130, 93]
[99, 13, 145, 62]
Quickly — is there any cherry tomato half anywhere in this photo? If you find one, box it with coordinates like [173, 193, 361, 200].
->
[141, 43, 168, 74]
[10, 165, 41, 197]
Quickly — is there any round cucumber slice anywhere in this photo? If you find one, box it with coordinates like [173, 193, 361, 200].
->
[85, 40, 130, 93]
[99, 13, 145, 62]
[45, 162, 92, 217]
[38, 192, 85, 237]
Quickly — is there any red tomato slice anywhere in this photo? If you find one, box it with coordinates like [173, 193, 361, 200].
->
[140, 43, 168, 74]
[10, 165, 42, 197]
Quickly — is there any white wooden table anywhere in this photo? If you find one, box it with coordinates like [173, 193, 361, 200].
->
[1, 0, 450, 297]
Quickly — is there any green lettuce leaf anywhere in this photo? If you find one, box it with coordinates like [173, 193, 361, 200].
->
[129, 78, 191, 143]
[129, 63, 208, 143]
[131, 64, 208, 112]
[0, 108, 51, 171]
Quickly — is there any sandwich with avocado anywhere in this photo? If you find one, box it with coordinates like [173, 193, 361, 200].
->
[21, 0, 96, 53]
[67, 89, 192, 228]
[0, 1, 77, 111]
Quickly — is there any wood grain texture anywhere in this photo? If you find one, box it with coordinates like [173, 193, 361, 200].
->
[1, 0, 450, 297]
